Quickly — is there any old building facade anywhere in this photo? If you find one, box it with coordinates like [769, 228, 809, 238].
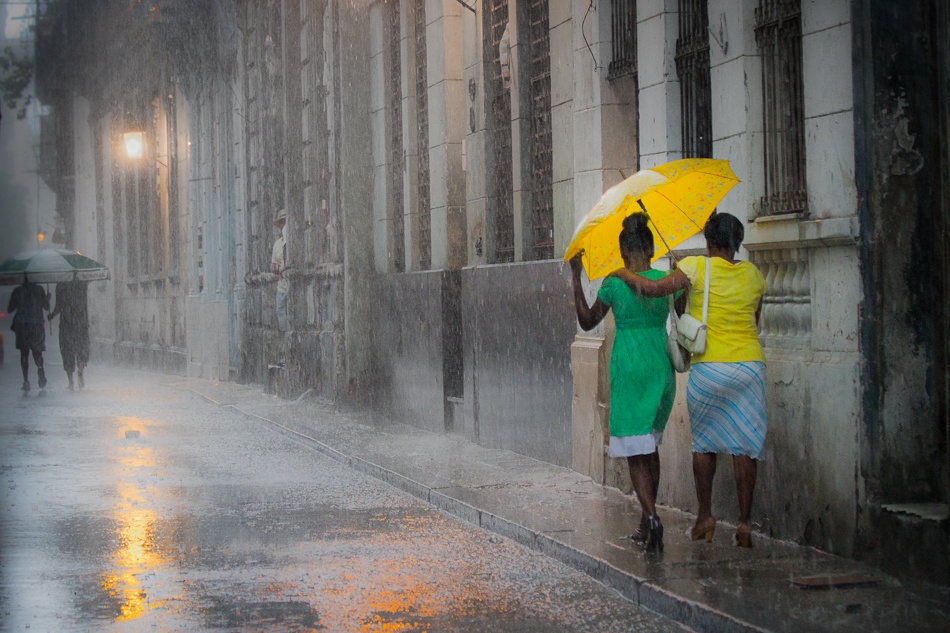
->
[34, 0, 949, 583]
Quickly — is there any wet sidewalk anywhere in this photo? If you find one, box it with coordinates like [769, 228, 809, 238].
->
[173, 376, 950, 633]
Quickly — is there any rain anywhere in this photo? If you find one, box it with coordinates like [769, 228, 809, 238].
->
[1, 1, 949, 631]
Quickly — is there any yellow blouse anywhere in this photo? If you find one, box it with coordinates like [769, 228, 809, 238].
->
[677, 256, 767, 364]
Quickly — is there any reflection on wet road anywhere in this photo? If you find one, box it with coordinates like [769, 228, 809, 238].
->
[0, 363, 680, 632]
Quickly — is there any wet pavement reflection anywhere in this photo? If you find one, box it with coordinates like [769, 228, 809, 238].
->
[0, 360, 679, 632]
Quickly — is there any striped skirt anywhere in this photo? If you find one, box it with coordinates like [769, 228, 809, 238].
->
[687, 362, 767, 459]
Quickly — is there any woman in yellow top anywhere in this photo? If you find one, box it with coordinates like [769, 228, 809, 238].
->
[611, 212, 766, 548]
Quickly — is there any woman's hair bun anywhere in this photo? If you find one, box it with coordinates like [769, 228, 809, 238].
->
[623, 212, 649, 230]
[619, 211, 654, 255]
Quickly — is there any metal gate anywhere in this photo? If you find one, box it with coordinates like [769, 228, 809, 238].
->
[414, 0, 431, 269]
[675, 0, 712, 159]
[755, 0, 806, 216]
[388, 0, 406, 271]
[526, 0, 553, 261]
[484, 0, 514, 263]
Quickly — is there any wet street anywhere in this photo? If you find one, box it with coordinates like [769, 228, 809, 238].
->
[0, 355, 682, 632]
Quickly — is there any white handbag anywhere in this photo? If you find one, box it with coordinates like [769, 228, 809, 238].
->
[675, 257, 710, 355]
[667, 295, 691, 373]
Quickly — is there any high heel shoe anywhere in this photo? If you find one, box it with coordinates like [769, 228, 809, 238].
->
[686, 518, 716, 542]
[733, 528, 752, 548]
[644, 515, 664, 553]
[621, 517, 649, 544]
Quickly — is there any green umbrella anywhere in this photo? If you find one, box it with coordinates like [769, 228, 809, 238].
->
[0, 248, 110, 285]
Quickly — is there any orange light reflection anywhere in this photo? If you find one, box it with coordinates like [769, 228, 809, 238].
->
[100, 417, 171, 622]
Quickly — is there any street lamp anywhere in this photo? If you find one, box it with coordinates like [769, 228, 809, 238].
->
[35, 221, 66, 245]
[123, 131, 145, 159]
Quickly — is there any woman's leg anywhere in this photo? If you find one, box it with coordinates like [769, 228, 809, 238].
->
[33, 349, 46, 388]
[648, 451, 661, 501]
[20, 348, 29, 381]
[733, 455, 757, 533]
[628, 452, 663, 551]
[627, 454, 658, 517]
[630, 452, 661, 540]
[692, 452, 717, 529]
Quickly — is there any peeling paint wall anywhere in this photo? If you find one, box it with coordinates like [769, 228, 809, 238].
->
[858, 0, 947, 508]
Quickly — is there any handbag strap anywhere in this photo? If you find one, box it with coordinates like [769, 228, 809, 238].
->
[701, 256, 711, 325]
[668, 293, 679, 326]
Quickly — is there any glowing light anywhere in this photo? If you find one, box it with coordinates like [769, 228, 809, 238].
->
[123, 131, 145, 159]
[100, 417, 173, 622]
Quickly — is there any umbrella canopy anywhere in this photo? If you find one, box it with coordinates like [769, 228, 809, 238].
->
[0, 248, 110, 285]
[564, 158, 739, 279]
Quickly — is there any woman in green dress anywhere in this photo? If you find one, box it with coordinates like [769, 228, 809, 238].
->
[569, 213, 677, 552]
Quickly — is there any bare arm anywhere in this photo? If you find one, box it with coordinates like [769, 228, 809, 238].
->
[674, 291, 688, 316]
[570, 254, 610, 331]
[609, 267, 691, 298]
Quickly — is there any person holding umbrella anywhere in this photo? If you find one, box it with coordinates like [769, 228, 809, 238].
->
[7, 280, 50, 391]
[610, 212, 767, 548]
[48, 280, 90, 390]
[570, 213, 678, 553]
[0, 248, 109, 392]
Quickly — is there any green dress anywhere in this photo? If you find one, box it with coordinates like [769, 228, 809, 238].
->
[597, 270, 676, 439]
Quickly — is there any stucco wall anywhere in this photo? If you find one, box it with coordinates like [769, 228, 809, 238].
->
[371, 270, 451, 433]
[461, 261, 576, 466]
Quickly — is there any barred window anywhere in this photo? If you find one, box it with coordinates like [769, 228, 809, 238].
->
[525, 0, 553, 261]
[387, 0, 405, 271]
[165, 92, 180, 271]
[755, 0, 807, 216]
[484, 0, 514, 263]
[607, 0, 636, 81]
[414, 0, 431, 270]
[675, 0, 712, 159]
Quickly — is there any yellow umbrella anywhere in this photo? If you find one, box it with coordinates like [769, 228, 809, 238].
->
[564, 158, 739, 279]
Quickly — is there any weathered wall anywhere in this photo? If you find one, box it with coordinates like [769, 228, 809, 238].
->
[338, 2, 376, 396]
[858, 0, 946, 506]
[372, 270, 452, 433]
[461, 261, 576, 467]
[852, 0, 949, 582]
[70, 97, 118, 363]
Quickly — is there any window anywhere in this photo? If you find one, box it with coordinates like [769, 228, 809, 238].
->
[755, 0, 806, 216]
[607, 0, 637, 80]
[484, 0, 514, 263]
[675, 0, 712, 159]
[524, 0, 553, 260]
[388, 0, 405, 271]
[414, 0, 431, 270]
[165, 92, 180, 271]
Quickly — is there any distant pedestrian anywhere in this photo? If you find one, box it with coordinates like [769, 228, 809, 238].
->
[48, 280, 90, 390]
[570, 213, 678, 553]
[611, 212, 767, 548]
[270, 208, 290, 332]
[8, 280, 50, 391]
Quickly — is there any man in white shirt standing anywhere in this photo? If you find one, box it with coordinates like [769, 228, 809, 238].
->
[270, 208, 290, 332]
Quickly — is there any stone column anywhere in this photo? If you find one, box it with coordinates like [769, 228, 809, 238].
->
[569, 0, 641, 486]
[427, 0, 467, 269]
